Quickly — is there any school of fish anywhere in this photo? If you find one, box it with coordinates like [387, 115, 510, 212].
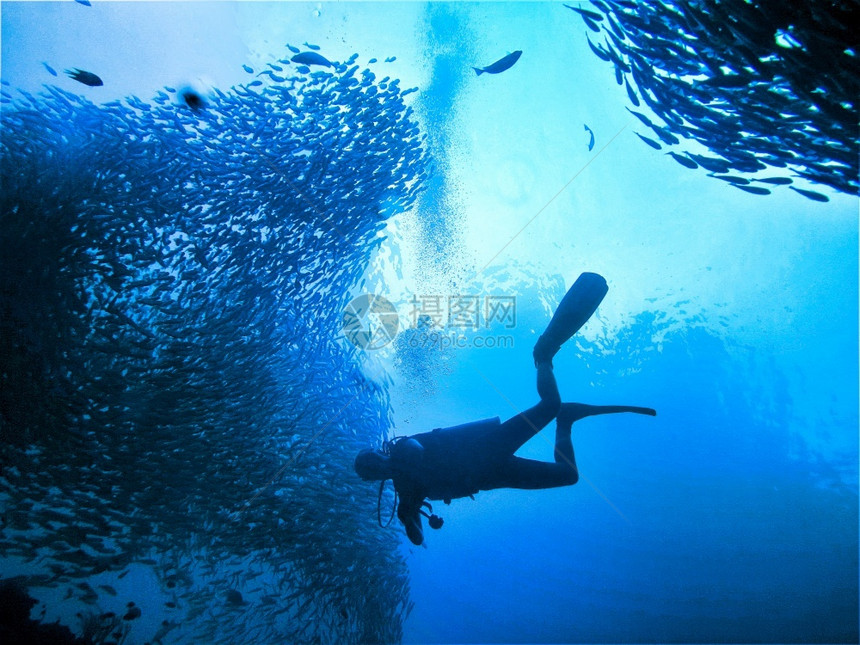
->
[567, 0, 858, 200]
[1, 50, 426, 644]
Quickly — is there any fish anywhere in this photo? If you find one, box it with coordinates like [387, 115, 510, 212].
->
[701, 72, 753, 89]
[586, 34, 611, 62]
[242, 64, 254, 74]
[152, 620, 179, 643]
[624, 77, 639, 106]
[385, 56, 396, 63]
[43, 62, 58, 76]
[626, 107, 653, 128]
[225, 589, 246, 606]
[731, 184, 771, 195]
[686, 153, 731, 174]
[123, 606, 142, 620]
[755, 176, 793, 185]
[304, 42, 320, 50]
[634, 131, 662, 150]
[667, 151, 697, 169]
[256, 70, 282, 82]
[651, 125, 679, 146]
[563, 4, 603, 22]
[584, 124, 595, 151]
[602, 38, 630, 73]
[74, 0, 91, 5]
[789, 186, 829, 202]
[606, 12, 626, 41]
[564, 4, 603, 32]
[710, 174, 750, 185]
[291, 52, 333, 68]
[473, 50, 522, 76]
[65, 68, 103, 87]
[286, 44, 300, 53]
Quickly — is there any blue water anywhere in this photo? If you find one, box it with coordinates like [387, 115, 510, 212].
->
[1, 2, 857, 644]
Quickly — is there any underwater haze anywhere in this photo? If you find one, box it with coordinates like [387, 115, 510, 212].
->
[1, 1, 857, 644]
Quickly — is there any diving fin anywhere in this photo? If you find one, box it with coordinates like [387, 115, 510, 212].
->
[558, 403, 656, 424]
[533, 272, 608, 366]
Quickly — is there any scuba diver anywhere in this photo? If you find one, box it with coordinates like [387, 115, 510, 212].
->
[354, 273, 656, 546]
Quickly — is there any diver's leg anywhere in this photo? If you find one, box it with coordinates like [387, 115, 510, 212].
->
[493, 362, 561, 456]
[482, 404, 658, 491]
[484, 412, 579, 490]
[553, 411, 576, 477]
[486, 456, 578, 489]
[559, 403, 657, 423]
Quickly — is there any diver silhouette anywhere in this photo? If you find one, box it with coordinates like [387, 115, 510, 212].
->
[354, 273, 656, 546]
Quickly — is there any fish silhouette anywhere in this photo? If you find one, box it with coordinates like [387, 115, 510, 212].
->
[473, 50, 522, 76]
[291, 51, 332, 67]
[65, 68, 103, 87]
[789, 186, 829, 202]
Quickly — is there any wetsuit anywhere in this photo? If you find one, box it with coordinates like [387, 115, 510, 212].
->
[392, 363, 575, 546]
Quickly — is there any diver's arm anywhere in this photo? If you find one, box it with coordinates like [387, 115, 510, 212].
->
[397, 496, 425, 546]
[391, 437, 426, 544]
